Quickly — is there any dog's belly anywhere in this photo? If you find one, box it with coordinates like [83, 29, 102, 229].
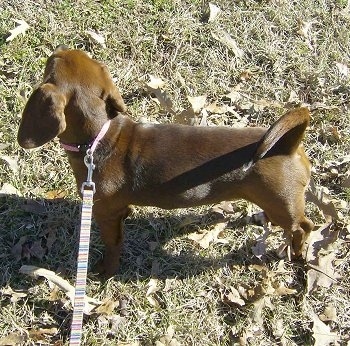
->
[131, 179, 243, 209]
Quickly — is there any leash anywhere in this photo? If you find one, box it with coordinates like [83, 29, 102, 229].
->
[68, 121, 111, 346]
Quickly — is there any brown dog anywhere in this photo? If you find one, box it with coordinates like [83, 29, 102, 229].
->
[18, 46, 314, 277]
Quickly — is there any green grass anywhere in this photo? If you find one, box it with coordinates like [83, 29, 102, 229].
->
[1, 0, 350, 345]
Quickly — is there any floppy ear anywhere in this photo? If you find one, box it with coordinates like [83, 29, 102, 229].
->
[105, 84, 127, 119]
[17, 83, 67, 149]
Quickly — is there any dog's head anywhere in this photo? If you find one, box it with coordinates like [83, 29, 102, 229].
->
[18, 45, 126, 148]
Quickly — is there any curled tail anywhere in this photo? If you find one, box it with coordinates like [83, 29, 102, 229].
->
[245, 108, 310, 170]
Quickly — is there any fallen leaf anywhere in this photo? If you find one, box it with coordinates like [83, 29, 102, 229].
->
[208, 3, 221, 22]
[163, 278, 179, 292]
[307, 251, 340, 293]
[95, 298, 119, 315]
[21, 200, 47, 214]
[0, 183, 21, 196]
[86, 30, 106, 48]
[6, 19, 30, 42]
[11, 236, 27, 262]
[274, 283, 297, 296]
[0, 332, 26, 346]
[225, 286, 245, 306]
[0, 155, 18, 173]
[29, 328, 58, 342]
[212, 30, 244, 58]
[304, 221, 339, 263]
[306, 179, 339, 220]
[211, 201, 234, 215]
[45, 190, 68, 199]
[147, 295, 161, 308]
[187, 222, 228, 249]
[335, 62, 349, 78]
[29, 240, 46, 260]
[251, 223, 270, 260]
[1, 286, 27, 302]
[311, 312, 339, 346]
[157, 325, 179, 346]
[319, 304, 337, 323]
[187, 95, 207, 113]
[225, 90, 242, 103]
[144, 76, 175, 114]
[146, 278, 160, 296]
[297, 20, 313, 39]
[146, 75, 165, 89]
[174, 108, 196, 125]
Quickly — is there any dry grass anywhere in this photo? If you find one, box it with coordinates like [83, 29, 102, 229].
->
[1, 0, 350, 345]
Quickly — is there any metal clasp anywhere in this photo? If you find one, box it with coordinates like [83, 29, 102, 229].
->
[81, 149, 96, 194]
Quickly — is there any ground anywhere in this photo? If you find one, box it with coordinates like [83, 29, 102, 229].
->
[0, 0, 349, 345]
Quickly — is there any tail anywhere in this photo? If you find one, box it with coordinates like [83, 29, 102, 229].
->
[245, 107, 310, 169]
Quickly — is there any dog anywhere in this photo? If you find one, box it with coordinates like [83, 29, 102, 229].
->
[18, 46, 314, 277]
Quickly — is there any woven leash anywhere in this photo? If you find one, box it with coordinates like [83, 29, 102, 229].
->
[68, 121, 111, 346]
[69, 187, 94, 346]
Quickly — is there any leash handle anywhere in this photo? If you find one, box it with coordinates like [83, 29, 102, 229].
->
[69, 188, 94, 346]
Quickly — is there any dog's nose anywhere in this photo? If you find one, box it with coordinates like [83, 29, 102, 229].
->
[54, 44, 69, 53]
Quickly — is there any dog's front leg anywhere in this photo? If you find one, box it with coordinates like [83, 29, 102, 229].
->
[93, 206, 131, 278]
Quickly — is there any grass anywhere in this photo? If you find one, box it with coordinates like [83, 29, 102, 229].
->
[1, 0, 350, 345]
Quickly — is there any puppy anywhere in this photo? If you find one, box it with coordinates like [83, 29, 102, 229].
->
[18, 46, 314, 277]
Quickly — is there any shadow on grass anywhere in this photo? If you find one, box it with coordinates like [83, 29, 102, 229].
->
[0, 193, 285, 342]
[0, 193, 283, 285]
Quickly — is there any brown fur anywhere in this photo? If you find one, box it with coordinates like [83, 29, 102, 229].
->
[18, 46, 314, 277]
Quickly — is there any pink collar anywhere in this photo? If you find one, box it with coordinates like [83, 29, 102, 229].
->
[60, 120, 111, 154]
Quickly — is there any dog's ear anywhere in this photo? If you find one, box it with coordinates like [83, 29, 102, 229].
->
[18, 83, 67, 148]
[105, 84, 127, 119]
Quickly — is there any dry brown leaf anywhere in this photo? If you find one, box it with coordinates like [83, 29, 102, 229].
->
[1, 286, 27, 302]
[307, 251, 340, 293]
[6, 19, 30, 42]
[211, 201, 234, 215]
[304, 221, 339, 263]
[319, 304, 337, 323]
[164, 278, 179, 292]
[211, 30, 244, 58]
[0, 332, 27, 346]
[187, 222, 228, 249]
[335, 62, 349, 78]
[297, 20, 313, 39]
[21, 200, 46, 214]
[86, 30, 106, 48]
[157, 325, 180, 346]
[45, 190, 68, 199]
[208, 3, 221, 22]
[0, 183, 21, 196]
[0, 155, 18, 173]
[273, 283, 297, 296]
[95, 298, 119, 315]
[225, 90, 242, 103]
[251, 224, 270, 260]
[173, 108, 196, 125]
[29, 328, 58, 342]
[187, 95, 207, 113]
[311, 312, 339, 346]
[226, 287, 245, 306]
[146, 278, 160, 296]
[306, 180, 339, 220]
[144, 75, 175, 114]
[147, 295, 161, 308]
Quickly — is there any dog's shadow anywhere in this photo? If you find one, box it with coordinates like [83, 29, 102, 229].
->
[0, 193, 273, 287]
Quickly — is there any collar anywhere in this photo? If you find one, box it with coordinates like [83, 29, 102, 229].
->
[60, 120, 111, 154]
